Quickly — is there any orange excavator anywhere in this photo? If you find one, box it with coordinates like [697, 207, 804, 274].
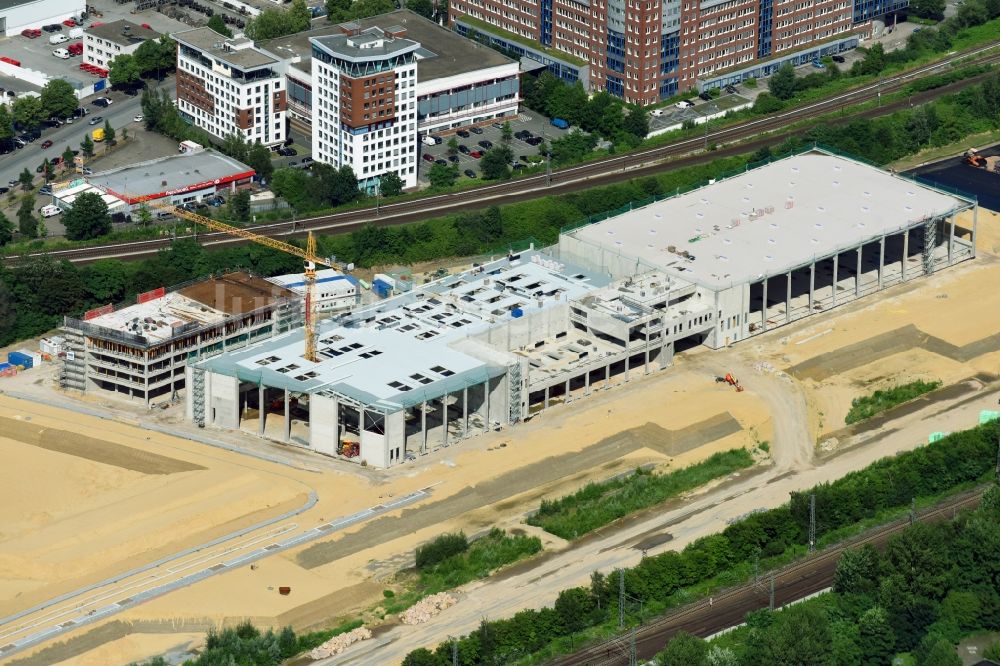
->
[715, 373, 745, 392]
[965, 149, 987, 168]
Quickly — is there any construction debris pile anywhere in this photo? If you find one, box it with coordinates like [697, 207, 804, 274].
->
[400, 592, 457, 625]
[307, 626, 373, 659]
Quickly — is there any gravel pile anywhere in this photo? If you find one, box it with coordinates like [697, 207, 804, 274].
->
[401, 592, 457, 625]
[307, 626, 373, 659]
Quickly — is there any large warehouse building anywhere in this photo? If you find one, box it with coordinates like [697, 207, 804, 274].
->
[186, 148, 977, 466]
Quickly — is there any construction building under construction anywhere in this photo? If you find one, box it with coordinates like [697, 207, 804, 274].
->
[61, 273, 302, 406]
[185, 148, 977, 467]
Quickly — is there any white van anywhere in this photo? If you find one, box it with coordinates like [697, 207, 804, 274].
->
[40, 204, 61, 218]
[49, 34, 68, 45]
[421, 134, 442, 146]
[52, 48, 70, 59]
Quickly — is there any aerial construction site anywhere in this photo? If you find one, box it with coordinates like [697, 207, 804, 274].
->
[1, 147, 998, 665]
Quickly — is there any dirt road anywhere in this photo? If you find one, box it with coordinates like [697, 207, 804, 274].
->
[321, 384, 1000, 665]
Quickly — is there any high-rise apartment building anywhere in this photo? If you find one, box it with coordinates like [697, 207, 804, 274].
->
[310, 27, 420, 191]
[174, 27, 288, 148]
[452, 0, 900, 104]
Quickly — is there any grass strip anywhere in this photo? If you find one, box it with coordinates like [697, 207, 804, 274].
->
[845, 379, 942, 424]
[527, 448, 755, 540]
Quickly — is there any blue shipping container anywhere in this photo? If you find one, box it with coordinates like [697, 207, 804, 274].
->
[0, 362, 12, 373]
[511, 308, 524, 318]
[372, 279, 392, 299]
[8, 351, 32, 369]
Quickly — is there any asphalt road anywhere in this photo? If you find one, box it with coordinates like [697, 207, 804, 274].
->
[0, 82, 174, 189]
[553, 489, 984, 666]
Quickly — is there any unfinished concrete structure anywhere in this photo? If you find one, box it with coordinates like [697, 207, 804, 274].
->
[61, 273, 301, 406]
[560, 148, 977, 347]
[186, 148, 977, 467]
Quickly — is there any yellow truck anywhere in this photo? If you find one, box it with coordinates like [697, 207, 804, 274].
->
[92, 128, 105, 142]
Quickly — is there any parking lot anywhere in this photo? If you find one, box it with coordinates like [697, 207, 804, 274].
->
[416, 113, 570, 183]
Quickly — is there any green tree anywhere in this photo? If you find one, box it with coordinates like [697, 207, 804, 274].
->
[706, 646, 738, 666]
[428, 162, 457, 188]
[768, 63, 797, 100]
[62, 146, 75, 168]
[222, 133, 250, 163]
[0, 105, 13, 142]
[350, 0, 395, 18]
[40, 79, 77, 120]
[85, 259, 131, 303]
[104, 120, 116, 145]
[553, 587, 595, 634]
[207, 14, 233, 38]
[834, 544, 880, 595]
[12, 96, 44, 130]
[623, 106, 649, 140]
[920, 638, 961, 666]
[402, 647, 442, 666]
[245, 0, 311, 40]
[18, 168, 33, 191]
[447, 137, 459, 156]
[910, 0, 945, 18]
[136, 205, 153, 227]
[829, 620, 862, 666]
[80, 134, 94, 158]
[657, 631, 708, 666]
[858, 606, 896, 666]
[500, 120, 513, 144]
[63, 191, 111, 241]
[379, 171, 404, 197]
[407, 0, 435, 18]
[41, 159, 54, 182]
[326, 0, 352, 21]
[246, 142, 274, 181]
[480, 148, 511, 180]
[271, 167, 315, 210]
[745, 604, 832, 666]
[228, 190, 251, 222]
[17, 195, 37, 238]
[0, 212, 12, 246]
[108, 53, 141, 90]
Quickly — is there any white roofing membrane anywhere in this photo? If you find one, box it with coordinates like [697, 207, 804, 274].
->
[569, 151, 970, 289]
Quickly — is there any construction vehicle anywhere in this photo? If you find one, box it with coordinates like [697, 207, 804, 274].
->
[89, 184, 336, 362]
[715, 373, 744, 392]
[965, 148, 1000, 172]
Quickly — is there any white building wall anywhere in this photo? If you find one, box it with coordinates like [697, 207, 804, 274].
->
[1, 0, 83, 35]
[309, 393, 341, 455]
[83, 34, 147, 68]
[311, 57, 418, 190]
[415, 64, 520, 133]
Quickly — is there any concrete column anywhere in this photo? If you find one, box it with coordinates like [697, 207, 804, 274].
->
[544, 385, 549, 409]
[483, 380, 490, 434]
[624, 344, 631, 382]
[785, 271, 792, 324]
[808, 262, 815, 311]
[462, 387, 468, 437]
[902, 229, 909, 281]
[972, 206, 978, 259]
[283, 388, 291, 443]
[585, 368, 591, 395]
[258, 382, 265, 436]
[605, 364, 610, 389]
[442, 395, 449, 447]
[878, 235, 885, 289]
[421, 400, 428, 453]
[856, 245, 862, 297]
[564, 378, 570, 403]
[761, 277, 768, 332]
[948, 215, 955, 265]
[644, 329, 650, 374]
[831, 254, 839, 306]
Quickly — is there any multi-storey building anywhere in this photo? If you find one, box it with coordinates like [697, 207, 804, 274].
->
[83, 20, 160, 70]
[174, 27, 287, 148]
[452, 0, 889, 103]
[60, 272, 302, 407]
[310, 26, 420, 191]
[259, 11, 519, 136]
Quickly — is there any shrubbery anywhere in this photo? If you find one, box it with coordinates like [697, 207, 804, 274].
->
[415, 532, 469, 569]
[528, 449, 755, 539]
[404, 422, 1000, 664]
[845, 379, 942, 424]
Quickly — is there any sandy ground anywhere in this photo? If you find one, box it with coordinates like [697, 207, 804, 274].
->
[5, 210, 1000, 665]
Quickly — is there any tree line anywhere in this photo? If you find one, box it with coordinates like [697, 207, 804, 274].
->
[400, 421, 1000, 664]
[107, 35, 177, 91]
[657, 485, 1000, 666]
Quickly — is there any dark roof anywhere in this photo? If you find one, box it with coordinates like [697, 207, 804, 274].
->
[85, 20, 160, 48]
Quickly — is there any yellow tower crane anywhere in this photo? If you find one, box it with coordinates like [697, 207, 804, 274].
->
[116, 192, 331, 362]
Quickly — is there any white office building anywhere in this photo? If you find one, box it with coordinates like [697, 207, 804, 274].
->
[309, 26, 420, 191]
[265, 269, 360, 313]
[83, 20, 159, 69]
[174, 27, 287, 148]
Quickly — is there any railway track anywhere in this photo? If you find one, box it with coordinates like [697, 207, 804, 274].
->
[12, 45, 1000, 267]
[551, 488, 985, 666]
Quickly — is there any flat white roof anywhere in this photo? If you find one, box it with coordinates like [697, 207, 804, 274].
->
[89, 293, 226, 343]
[265, 269, 358, 295]
[568, 151, 971, 290]
[197, 251, 610, 409]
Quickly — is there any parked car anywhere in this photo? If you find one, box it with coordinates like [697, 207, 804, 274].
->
[8, 179, 19, 188]
[724, 84, 737, 94]
[698, 91, 712, 101]
[40, 140, 53, 149]
[422, 134, 442, 145]
[651, 109, 665, 117]
[62, 19, 77, 27]
[525, 136, 543, 146]
[42, 24, 61, 33]
[88, 115, 103, 125]
[0, 186, 9, 194]
[448, 155, 459, 163]
[301, 156, 314, 166]
[478, 140, 492, 149]
[39, 184, 52, 194]
[133, 114, 143, 122]
[21, 28, 41, 38]
[40, 204, 61, 218]
[515, 130, 533, 140]
[469, 150, 483, 158]
[49, 33, 69, 45]
[831, 54, 845, 63]
[81, 167, 93, 175]
[469, 126, 484, 135]
[434, 158, 447, 166]
[464, 169, 476, 178]
[550, 117, 570, 129]
[91, 97, 111, 107]
[278, 146, 297, 156]
[811, 59, 825, 69]
[422, 153, 434, 162]
[52, 48, 70, 59]
[206, 196, 224, 207]
[458, 144, 470, 154]
[456, 129, 470, 138]
[675, 99, 695, 109]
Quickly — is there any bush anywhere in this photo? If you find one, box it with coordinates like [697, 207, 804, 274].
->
[845, 379, 942, 424]
[415, 532, 469, 569]
[528, 449, 755, 539]
[418, 528, 541, 591]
